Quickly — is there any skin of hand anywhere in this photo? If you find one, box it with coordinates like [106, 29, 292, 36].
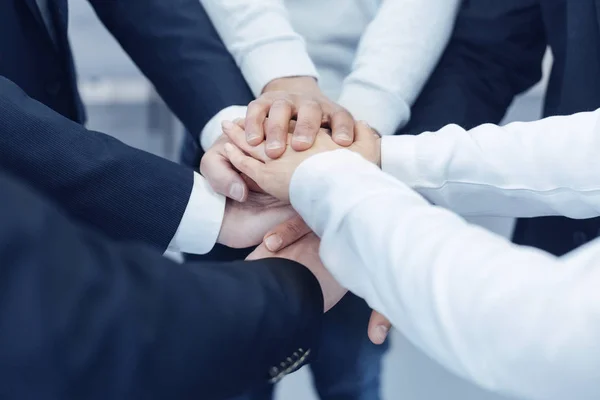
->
[221, 119, 381, 203]
[245, 76, 356, 159]
[226, 120, 389, 343]
[249, 224, 393, 344]
[368, 311, 392, 345]
[216, 191, 297, 249]
[200, 134, 250, 202]
[246, 232, 347, 312]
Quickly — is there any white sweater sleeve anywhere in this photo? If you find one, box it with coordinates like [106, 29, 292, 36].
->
[380, 109, 600, 219]
[199, 0, 318, 96]
[290, 149, 600, 400]
[337, 0, 461, 136]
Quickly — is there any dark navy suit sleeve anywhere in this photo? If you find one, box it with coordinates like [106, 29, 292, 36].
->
[0, 170, 322, 400]
[87, 0, 255, 141]
[0, 76, 192, 251]
[402, 0, 548, 135]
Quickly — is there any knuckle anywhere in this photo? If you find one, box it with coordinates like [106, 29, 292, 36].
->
[248, 99, 263, 109]
[295, 118, 318, 133]
[301, 100, 321, 111]
[284, 219, 306, 238]
[247, 100, 268, 116]
[267, 122, 287, 136]
[199, 160, 207, 175]
[199, 154, 214, 173]
[330, 108, 352, 121]
[271, 98, 293, 110]
[267, 90, 287, 98]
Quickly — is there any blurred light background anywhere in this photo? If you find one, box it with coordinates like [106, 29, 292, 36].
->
[69, 2, 551, 399]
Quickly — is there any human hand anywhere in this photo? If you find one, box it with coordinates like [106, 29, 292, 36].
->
[368, 311, 392, 345]
[217, 191, 297, 249]
[263, 215, 311, 252]
[222, 120, 381, 203]
[200, 134, 250, 202]
[246, 232, 347, 312]
[260, 215, 392, 345]
[246, 77, 356, 159]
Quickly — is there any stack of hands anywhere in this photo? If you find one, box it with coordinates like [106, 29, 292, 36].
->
[199, 77, 391, 345]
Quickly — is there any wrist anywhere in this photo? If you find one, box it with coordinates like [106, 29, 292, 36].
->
[263, 76, 319, 94]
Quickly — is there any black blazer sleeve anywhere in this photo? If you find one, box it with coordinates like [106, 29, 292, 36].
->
[0, 76, 193, 251]
[0, 170, 322, 400]
[87, 0, 255, 141]
[402, 0, 548, 135]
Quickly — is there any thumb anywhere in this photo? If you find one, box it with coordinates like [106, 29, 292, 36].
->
[200, 153, 248, 202]
[368, 310, 392, 345]
[233, 118, 246, 129]
[354, 120, 377, 143]
[263, 215, 312, 252]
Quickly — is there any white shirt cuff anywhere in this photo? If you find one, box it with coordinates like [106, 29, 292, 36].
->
[167, 172, 226, 254]
[241, 39, 319, 97]
[338, 80, 411, 136]
[201, 106, 249, 152]
[380, 135, 424, 186]
[290, 149, 409, 237]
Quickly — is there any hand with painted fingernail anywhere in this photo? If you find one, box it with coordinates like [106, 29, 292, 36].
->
[245, 77, 356, 159]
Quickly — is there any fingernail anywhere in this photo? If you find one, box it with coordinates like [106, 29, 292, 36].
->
[336, 133, 352, 143]
[265, 235, 283, 252]
[376, 325, 389, 343]
[359, 120, 371, 128]
[293, 135, 312, 144]
[224, 142, 234, 153]
[247, 133, 260, 142]
[266, 140, 283, 150]
[222, 120, 235, 130]
[229, 183, 245, 201]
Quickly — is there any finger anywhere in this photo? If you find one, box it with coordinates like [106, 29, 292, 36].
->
[223, 142, 265, 186]
[288, 119, 297, 133]
[367, 311, 392, 345]
[222, 120, 269, 162]
[200, 152, 248, 202]
[233, 118, 246, 129]
[354, 120, 375, 143]
[265, 99, 294, 159]
[329, 108, 355, 146]
[291, 100, 322, 151]
[263, 214, 312, 252]
[245, 99, 272, 145]
[245, 242, 272, 261]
